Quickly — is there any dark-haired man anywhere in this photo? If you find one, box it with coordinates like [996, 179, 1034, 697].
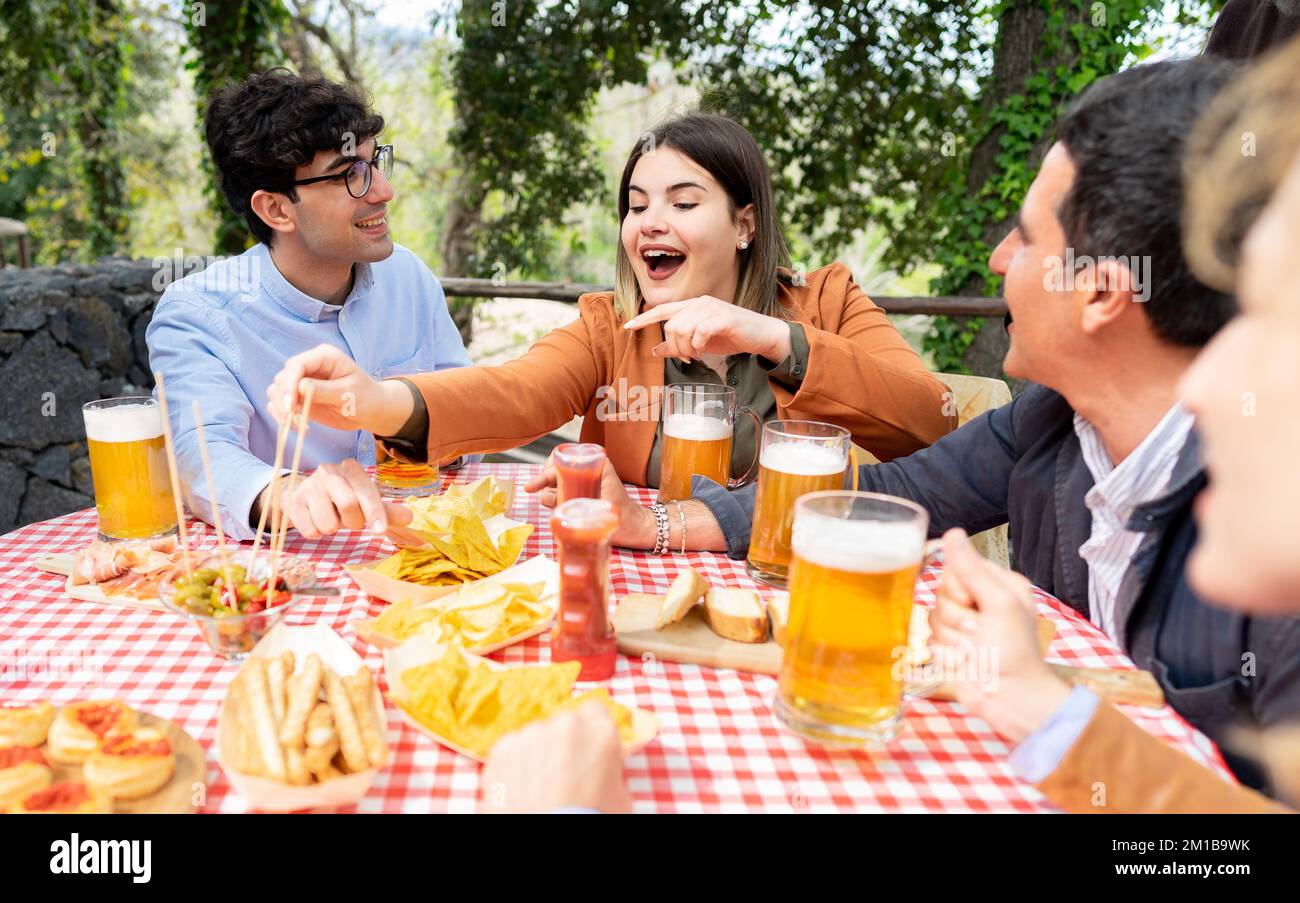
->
[680, 57, 1300, 793]
[147, 69, 470, 540]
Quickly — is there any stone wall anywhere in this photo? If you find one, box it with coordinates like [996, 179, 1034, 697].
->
[0, 259, 166, 534]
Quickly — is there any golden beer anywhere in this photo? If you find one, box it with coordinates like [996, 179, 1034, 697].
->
[658, 414, 732, 502]
[656, 384, 760, 503]
[374, 442, 441, 498]
[746, 422, 850, 587]
[775, 491, 927, 748]
[82, 398, 178, 541]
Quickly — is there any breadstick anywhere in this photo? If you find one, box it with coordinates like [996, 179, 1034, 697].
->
[324, 668, 369, 772]
[343, 666, 387, 768]
[267, 655, 288, 725]
[304, 702, 338, 780]
[284, 745, 311, 785]
[278, 653, 323, 748]
[244, 658, 287, 782]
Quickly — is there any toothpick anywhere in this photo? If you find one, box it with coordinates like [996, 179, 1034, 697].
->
[192, 400, 239, 610]
[249, 397, 295, 581]
[270, 383, 314, 595]
[153, 371, 192, 581]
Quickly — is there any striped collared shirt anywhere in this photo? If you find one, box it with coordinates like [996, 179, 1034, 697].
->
[1073, 404, 1196, 641]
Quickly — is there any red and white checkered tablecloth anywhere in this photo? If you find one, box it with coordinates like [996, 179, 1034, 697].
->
[0, 463, 1232, 813]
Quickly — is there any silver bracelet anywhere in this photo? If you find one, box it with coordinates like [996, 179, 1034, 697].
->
[650, 503, 670, 555]
[674, 501, 687, 556]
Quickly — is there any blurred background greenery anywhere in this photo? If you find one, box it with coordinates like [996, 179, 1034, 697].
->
[0, 0, 1224, 370]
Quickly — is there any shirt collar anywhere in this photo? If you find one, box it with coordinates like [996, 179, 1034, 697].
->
[254, 242, 373, 323]
[1075, 404, 1195, 513]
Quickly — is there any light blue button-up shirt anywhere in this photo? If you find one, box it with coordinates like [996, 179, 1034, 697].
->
[146, 242, 472, 540]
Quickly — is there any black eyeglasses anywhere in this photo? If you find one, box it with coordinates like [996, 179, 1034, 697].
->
[293, 144, 394, 198]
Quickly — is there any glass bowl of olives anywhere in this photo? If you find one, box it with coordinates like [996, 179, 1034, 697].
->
[158, 551, 317, 659]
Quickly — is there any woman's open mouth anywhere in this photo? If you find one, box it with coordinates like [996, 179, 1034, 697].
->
[642, 247, 686, 281]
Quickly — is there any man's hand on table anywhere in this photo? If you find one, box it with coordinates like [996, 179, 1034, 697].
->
[479, 701, 632, 814]
[929, 528, 1072, 745]
[255, 459, 413, 540]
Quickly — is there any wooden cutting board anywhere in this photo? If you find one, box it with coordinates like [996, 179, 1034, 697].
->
[614, 593, 783, 675]
[31, 554, 167, 613]
[613, 593, 1164, 707]
[44, 712, 205, 813]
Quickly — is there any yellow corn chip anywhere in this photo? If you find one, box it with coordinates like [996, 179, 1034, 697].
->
[365, 581, 551, 649]
[396, 648, 586, 757]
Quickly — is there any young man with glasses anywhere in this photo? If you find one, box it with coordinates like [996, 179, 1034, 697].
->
[147, 69, 471, 540]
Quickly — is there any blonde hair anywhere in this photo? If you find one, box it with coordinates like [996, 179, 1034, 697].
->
[612, 113, 792, 322]
[1185, 35, 1300, 292]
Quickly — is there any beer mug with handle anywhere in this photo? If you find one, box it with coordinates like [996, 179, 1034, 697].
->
[657, 384, 761, 503]
[775, 491, 928, 749]
[746, 420, 851, 588]
[83, 396, 179, 541]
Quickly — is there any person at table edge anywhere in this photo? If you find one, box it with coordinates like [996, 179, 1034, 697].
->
[146, 70, 473, 542]
[928, 38, 1300, 812]
[266, 112, 957, 517]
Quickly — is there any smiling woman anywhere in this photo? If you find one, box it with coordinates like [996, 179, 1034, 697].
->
[268, 112, 958, 538]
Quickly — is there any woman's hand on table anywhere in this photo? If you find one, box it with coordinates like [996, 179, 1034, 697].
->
[267, 343, 414, 437]
[929, 528, 1071, 745]
[524, 456, 657, 549]
[480, 701, 632, 814]
[265, 459, 413, 540]
[623, 295, 791, 364]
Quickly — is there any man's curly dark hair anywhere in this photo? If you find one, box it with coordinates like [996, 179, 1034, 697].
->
[204, 68, 385, 246]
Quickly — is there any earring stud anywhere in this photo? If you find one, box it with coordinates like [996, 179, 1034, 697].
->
[739, 240, 749, 250]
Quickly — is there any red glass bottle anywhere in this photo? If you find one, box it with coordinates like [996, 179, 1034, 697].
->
[550, 497, 619, 680]
[553, 442, 606, 505]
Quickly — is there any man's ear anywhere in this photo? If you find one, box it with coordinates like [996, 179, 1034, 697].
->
[735, 203, 756, 245]
[1078, 257, 1137, 336]
[249, 189, 298, 239]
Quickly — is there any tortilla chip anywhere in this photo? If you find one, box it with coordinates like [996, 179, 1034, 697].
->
[396, 648, 585, 758]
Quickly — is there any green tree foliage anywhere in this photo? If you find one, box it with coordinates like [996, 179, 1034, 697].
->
[0, 0, 135, 259]
[182, 0, 290, 255]
[444, 0, 726, 279]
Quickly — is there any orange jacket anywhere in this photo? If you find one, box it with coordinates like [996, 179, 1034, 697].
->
[1036, 702, 1291, 813]
[408, 263, 957, 485]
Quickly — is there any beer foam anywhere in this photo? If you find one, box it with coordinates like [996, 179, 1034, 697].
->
[792, 511, 924, 574]
[83, 403, 164, 443]
[760, 441, 844, 476]
[663, 413, 731, 442]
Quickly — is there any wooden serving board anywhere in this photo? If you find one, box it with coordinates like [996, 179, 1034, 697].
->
[614, 593, 783, 675]
[45, 712, 205, 814]
[614, 593, 1162, 708]
[31, 554, 167, 613]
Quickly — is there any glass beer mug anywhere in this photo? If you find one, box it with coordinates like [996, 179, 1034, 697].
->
[657, 384, 760, 503]
[82, 397, 179, 541]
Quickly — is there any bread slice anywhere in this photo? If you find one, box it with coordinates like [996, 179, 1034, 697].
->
[656, 567, 709, 628]
[766, 594, 789, 645]
[702, 588, 768, 644]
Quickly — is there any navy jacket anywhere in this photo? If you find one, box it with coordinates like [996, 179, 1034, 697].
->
[695, 384, 1300, 793]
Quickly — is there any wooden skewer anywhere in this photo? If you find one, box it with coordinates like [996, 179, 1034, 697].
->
[153, 371, 193, 581]
[191, 400, 239, 610]
[249, 395, 295, 581]
[270, 383, 314, 595]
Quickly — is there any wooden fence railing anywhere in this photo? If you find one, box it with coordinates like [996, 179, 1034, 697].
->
[439, 278, 1007, 317]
